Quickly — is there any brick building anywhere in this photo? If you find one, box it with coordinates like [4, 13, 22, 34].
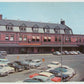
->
[0, 15, 84, 54]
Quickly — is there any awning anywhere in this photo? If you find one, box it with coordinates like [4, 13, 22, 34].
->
[37, 36, 40, 39]
[44, 37, 47, 39]
[32, 36, 35, 39]
[48, 37, 51, 39]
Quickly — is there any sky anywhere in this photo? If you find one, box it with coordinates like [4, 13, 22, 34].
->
[0, 2, 84, 34]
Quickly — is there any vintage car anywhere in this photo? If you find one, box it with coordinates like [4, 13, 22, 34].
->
[29, 59, 42, 68]
[8, 62, 24, 72]
[47, 61, 61, 68]
[29, 72, 61, 82]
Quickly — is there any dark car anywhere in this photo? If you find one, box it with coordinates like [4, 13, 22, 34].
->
[8, 62, 24, 72]
[14, 61, 30, 70]
[49, 69, 69, 81]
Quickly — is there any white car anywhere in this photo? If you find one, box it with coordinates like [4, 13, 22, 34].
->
[47, 61, 61, 68]
[39, 71, 55, 78]
[46, 67, 56, 72]
[72, 51, 78, 55]
[29, 59, 42, 68]
[0, 64, 15, 74]
[0, 66, 8, 76]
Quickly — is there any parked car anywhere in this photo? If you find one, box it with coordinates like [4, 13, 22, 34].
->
[77, 51, 81, 54]
[47, 61, 61, 68]
[23, 78, 41, 82]
[0, 59, 9, 64]
[0, 51, 7, 59]
[29, 72, 61, 82]
[61, 51, 65, 55]
[49, 65, 75, 78]
[24, 59, 32, 65]
[8, 62, 24, 72]
[53, 51, 61, 55]
[72, 51, 78, 55]
[64, 51, 70, 55]
[0, 64, 15, 74]
[46, 67, 56, 72]
[38, 72, 61, 82]
[29, 73, 39, 78]
[0, 65, 8, 76]
[14, 61, 30, 70]
[29, 59, 42, 68]
[69, 51, 74, 55]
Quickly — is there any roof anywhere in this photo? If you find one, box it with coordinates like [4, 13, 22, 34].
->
[39, 72, 53, 77]
[0, 19, 71, 30]
[32, 59, 41, 61]
[51, 61, 60, 64]
[33, 75, 48, 81]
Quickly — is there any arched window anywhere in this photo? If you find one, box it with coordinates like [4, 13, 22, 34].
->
[6, 23, 13, 31]
[43, 25, 50, 33]
[19, 23, 27, 32]
[54, 26, 60, 34]
[32, 24, 39, 33]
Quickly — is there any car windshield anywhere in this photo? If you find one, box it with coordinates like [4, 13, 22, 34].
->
[32, 60, 40, 63]
[50, 63, 59, 65]
[55, 67, 67, 72]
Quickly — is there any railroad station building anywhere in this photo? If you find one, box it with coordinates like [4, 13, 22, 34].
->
[0, 14, 84, 54]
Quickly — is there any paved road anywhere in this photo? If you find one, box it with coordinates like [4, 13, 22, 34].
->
[0, 54, 84, 82]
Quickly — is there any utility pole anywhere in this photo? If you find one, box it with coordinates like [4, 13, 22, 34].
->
[60, 35, 63, 82]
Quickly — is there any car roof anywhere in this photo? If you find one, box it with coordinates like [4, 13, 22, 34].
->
[32, 59, 41, 61]
[0, 59, 8, 61]
[51, 61, 60, 64]
[39, 72, 53, 77]
[33, 75, 48, 81]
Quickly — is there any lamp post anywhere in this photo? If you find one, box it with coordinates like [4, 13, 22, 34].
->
[60, 35, 63, 82]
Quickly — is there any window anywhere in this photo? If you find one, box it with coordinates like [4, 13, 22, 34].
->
[54, 26, 60, 34]
[6, 23, 13, 31]
[44, 39, 47, 42]
[55, 37, 58, 42]
[32, 24, 39, 33]
[19, 35, 22, 41]
[59, 36, 61, 42]
[44, 37, 47, 42]
[19, 23, 26, 32]
[54, 29, 59, 34]
[10, 35, 14, 41]
[32, 28, 39, 33]
[19, 27, 26, 32]
[23, 35, 27, 41]
[5, 34, 9, 41]
[28, 39, 31, 43]
[48, 37, 51, 42]
[48, 39, 51, 42]
[79, 38, 81, 42]
[36, 39, 39, 42]
[44, 28, 50, 33]
[43, 25, 50, 33]
[36, 36, 40, 42]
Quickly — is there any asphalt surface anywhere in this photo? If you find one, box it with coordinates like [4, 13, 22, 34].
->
[0, 54, 84, 82]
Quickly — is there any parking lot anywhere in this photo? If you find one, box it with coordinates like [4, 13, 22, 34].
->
[0, 54, 84, 82]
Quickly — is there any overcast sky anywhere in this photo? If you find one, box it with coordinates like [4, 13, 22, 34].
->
[0, 2, 84, 34]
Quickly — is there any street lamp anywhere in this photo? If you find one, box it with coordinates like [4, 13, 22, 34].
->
[60, 35, 63, 82]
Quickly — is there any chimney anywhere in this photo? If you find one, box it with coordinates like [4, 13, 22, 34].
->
[60, 19, 65, 25]
[0, 14, 2, 20]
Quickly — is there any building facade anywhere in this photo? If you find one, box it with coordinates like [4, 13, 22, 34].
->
[0, 15, 84, 54]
